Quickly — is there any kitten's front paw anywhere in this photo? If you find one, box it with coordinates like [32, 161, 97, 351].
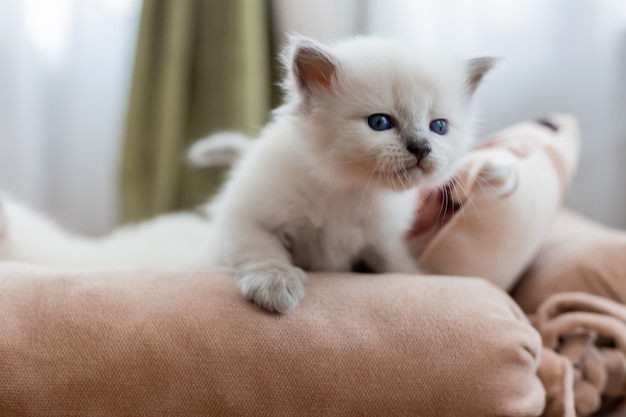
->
[237, 262, 306, 314]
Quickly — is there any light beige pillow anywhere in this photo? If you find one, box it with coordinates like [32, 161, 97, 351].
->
[512, 209, 626, 314]
[410, 114, 580, 291]
[0, 263, 546, 417]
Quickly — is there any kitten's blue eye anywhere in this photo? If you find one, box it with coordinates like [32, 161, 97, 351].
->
[367, 114, 394, 131]
[429, 119, 448, 135]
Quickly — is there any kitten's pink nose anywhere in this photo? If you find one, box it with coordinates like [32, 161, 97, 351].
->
[406, 142, 431, 164]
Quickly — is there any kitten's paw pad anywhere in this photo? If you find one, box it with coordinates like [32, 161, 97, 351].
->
[238, 264, 306, 314]
[478, 155, 518, 197]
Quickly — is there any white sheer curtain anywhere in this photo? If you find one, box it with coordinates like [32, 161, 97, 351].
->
[0, 0, 141, 234]
[273, 0, 626, 228]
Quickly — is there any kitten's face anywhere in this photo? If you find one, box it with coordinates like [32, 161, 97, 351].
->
[285, 37, 493, 191]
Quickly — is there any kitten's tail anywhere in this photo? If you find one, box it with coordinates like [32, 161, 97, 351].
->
[187, 132, 253, 167]
[0, 193, 213, 269]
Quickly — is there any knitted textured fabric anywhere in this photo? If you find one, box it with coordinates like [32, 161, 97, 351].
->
[532, 292, 626, 416]
[512, 209, 626, 416]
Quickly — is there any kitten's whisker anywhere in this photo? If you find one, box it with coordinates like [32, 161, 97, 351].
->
[336, 155, 379, 165]
[473, 177, 499, 210]
[395, 166, 408, 191]
[359, 168, 377, 213]
[435, 186, 447, 227]
[453, 181, 486, 232]
[400, 167, 411, 190]
[387, 170, 398, 194]
[387, 167, 398, 193]
[368, 169, 383, 221]
[474, 176, 499, 194]
[450, 183, 469, 234]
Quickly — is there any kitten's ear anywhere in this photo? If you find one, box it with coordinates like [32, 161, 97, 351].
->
[465, 57, 496, 96]
[289, 37, 338, 94]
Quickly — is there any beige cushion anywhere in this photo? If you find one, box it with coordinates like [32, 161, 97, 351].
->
[0, 263, 546, 416]
[512, 209, 626, 314]
[411, 114, 580, 291]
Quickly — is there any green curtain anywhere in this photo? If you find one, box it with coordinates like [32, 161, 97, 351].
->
[120, 0, 273, 223]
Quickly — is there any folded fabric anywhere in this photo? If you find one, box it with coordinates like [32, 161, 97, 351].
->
[513, 209, 626, 313]
[0, 263, 546, 417]
[532, 292, 626, 416]
[410, 114, 580, 291]
[537, 348, 576, 417]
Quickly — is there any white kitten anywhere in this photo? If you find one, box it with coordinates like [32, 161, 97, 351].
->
[0, 36, 492, 314]
[206, 36, 493, 313]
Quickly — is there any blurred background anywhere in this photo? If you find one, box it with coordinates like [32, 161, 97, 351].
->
[0, 0, 625, 235]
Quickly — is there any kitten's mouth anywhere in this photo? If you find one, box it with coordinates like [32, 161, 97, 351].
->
[371, 158, 441, 190]
[375, 162, 432, 178]
[405, 159, 435, 175]
[373, 162, 439, 191]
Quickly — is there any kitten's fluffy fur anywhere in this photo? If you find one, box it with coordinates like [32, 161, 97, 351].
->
[0, 194, 212, 269]
[205, 36, 493, 313]
[0, 36, 493, 315]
